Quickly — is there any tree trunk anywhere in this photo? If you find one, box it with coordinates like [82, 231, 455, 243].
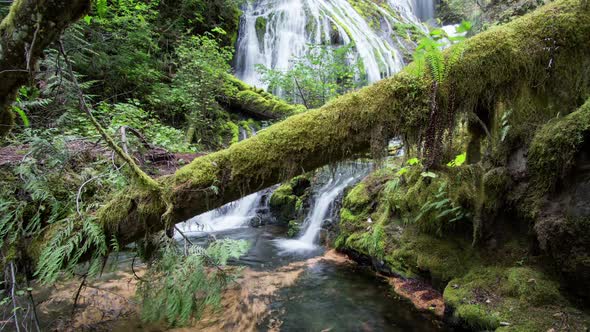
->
[0, 0, 91, 136]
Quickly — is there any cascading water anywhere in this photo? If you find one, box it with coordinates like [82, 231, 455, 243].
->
[411, 0, 435, 22]
[274, 163, 370, 253]
[176, 192, 263, 235]
[176, 128, 264, 235]
[235, 0, 428, 88]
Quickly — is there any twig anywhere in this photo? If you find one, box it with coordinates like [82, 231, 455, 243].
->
[9, 262, 21, 332]
[25, 275, 41, 332]
[71, 274, 88, 317]
[293, 77, 309, 109]
[131, 256, 145, 282]
[26, 22, 41, 75]
[174, 225, 194, 246]
[76, 161, 126, 216]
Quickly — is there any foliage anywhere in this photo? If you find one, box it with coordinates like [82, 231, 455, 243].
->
[77, 0, 163, 99]
[0, 133, 127, 283]
[447, 152, 467, 167]
[138, 239, 249, 326]
[410, 21, 472, 83]
[257, 44, 365, 108]
[414, 181, 466, 235]
[61, 100, 196, 153]
[149, 33, 235, 147]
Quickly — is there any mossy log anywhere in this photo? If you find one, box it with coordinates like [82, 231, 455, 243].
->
[90, 0, 590, 249]
[0, 0, 90, 136]
[222, 75, 307, 119]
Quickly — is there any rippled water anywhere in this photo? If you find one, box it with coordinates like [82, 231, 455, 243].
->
[190, 225, 447, 331]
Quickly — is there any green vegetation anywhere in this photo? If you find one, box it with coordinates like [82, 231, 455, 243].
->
[139, 239, 249, 326]
[269, 176, 311, 223]
[1, 0, 590, 330]
[257, 44, 365, 108]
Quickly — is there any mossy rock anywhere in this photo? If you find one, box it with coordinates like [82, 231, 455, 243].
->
[444, 266, 589, 331]
[269, 176, 311, 223]
[255, 16, 267, 42]
[385, 231, 480, 282]
[529, 101, 590, 297]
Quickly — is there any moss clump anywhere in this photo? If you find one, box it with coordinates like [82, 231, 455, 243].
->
[528, 100, 590, 206]
[444, 266, 589, 331]
[504, 267, 561, 305]
[269, 176, 310, 223]
[225, 121, 240, 145]
[385, 231, 479, 281]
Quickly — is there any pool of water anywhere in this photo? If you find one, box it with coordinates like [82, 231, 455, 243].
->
[187, 225, 447, 332]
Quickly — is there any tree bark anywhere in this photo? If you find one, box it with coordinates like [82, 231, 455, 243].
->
[0, 0, 91, 136]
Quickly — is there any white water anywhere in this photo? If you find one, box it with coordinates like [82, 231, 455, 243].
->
[412, 0, 435, 22]
[235, 0, 430, 88]
[274, 169, 365, 253]
[176, 128, 264, 236]
[176, 192, 263, 237]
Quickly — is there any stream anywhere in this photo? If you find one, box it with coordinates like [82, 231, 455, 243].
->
[176, 163, 447, 331]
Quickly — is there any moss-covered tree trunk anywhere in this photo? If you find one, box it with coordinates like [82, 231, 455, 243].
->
[0, 0, 91, 136]
[90, 0, 590, 250]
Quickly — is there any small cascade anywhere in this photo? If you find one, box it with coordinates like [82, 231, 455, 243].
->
[274, 162, 370, 253]
[176, 127, 264, 235]
[411, 0, 435, 22]
[235, 0, 425, 89]
[176, 192, 263, 236]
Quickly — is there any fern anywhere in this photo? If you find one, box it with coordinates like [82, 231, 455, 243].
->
[414, 182, 466, 236]
[138, 239, 249, 326]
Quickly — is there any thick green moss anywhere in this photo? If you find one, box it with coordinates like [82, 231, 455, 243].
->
[269, 176, 310, 223]
[224, 75, 306, 119]
[528, 100, 590, 205]
[385, 231, 479, 281]
[269, 183, 301, 222]
[225, 121, 240, 145]
[444, 266, 589, 331]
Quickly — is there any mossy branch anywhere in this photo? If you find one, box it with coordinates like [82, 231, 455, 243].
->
[0, 0, 91, 137]
[222, 75, 307, 119]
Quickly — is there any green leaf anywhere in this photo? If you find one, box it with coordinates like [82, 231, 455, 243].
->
[407, 157, 420, 166]
[12, 106, 30, 127]
[456, 20, 473, 34]
[396, 167, 408, 176]
[447, 152, 466, 167]
[84, 15, 93, 25]
[421, 171, 437, 178]
[95, 0, 107, 17]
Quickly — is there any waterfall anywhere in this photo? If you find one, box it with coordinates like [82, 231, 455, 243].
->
[274, 162, 370, 253]
[176, 192, 263, 236]
[176, 128, 264, 235]
[411, 0, 435, 22]
[235, 0, 427, 88]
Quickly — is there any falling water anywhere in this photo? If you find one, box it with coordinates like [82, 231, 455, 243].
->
[176, 192, 263, 236]
[176, 128, 264, 235]
[275, 163, 370, 253]
[235, 0, 427, 88]
[412, 0, 435, 22]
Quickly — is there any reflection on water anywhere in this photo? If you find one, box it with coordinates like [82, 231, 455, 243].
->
[187, 225, 447, 332]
